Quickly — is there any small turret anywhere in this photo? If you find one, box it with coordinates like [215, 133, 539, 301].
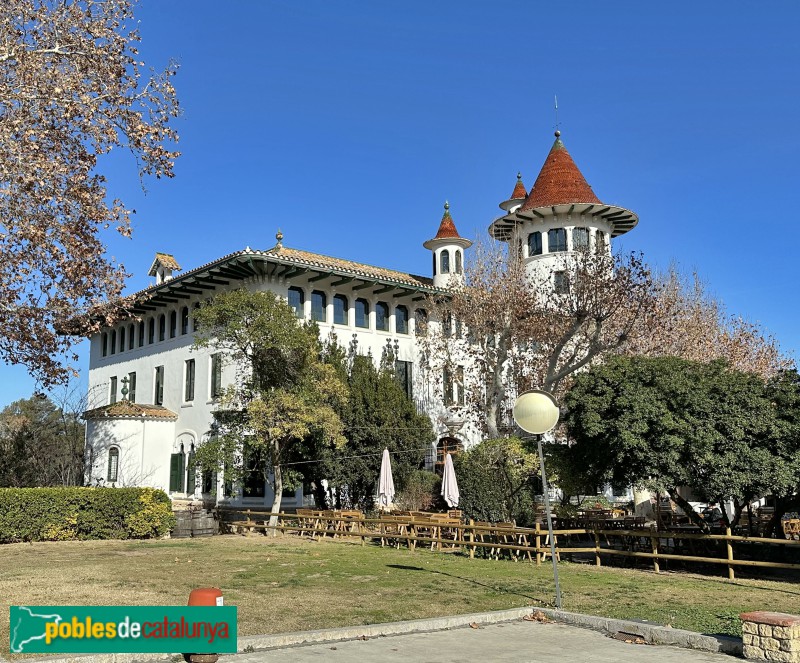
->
[148, 252, 181, 285]
[499, 172, 527, 212]
[423, 202, 472, 288]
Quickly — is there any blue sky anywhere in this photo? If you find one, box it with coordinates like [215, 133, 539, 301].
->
[2, 0, 799, 406]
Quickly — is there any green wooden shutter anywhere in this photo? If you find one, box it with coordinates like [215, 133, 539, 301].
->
[186, 451, 196, 494]
[169, 453, 185, 492]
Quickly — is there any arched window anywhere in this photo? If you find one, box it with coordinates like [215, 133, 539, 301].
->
[158, 314, 166, 342]
[138, 321, 145, 347]
[107, 447, 119, 483]
[355, 298, 369, 328]
[528, 231, 543, 256]
[288, 287, 305, 318]
[414, 308, 428, 336]
[169, 443, 185, 493]
[376, 301, 389, 331]
[193, 302, 201, 331]
[181, 306, 189, 335]
[333, 294, 348, 325]
[395, 305, 409, 334]
[119, 327, 125, 353]
[440, 250, 450, 274]
[148, 318, 155, 344]
[128, 324, 135, 350]
[548, 228, 567, 253]
[102, 333, 108, 357]
[311, 290, 327, 322]
[572, 227, 590, 251]
[110, 330, 116, 355]
[169, 310, 177, 338]
[596, 232, 608, 254]
[455, 250, 462, 274]
[432, 252, 437, 276]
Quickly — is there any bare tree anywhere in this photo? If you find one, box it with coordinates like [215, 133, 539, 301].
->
[422, 240, 657, 438]
[0, 0, 180, 386]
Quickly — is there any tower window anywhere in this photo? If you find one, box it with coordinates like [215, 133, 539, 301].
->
[311, 290, 327, 323]
[432, 252, 437, 276]
[572, 227, 590, 251]
[395, 305, 409, 334]
[440, 250, 450, 274]
[376, 301, 389, 331]
[455, 250, 463, 274]
[554, 271, 570, 294]
[415, 308, 428, 335]
[528, 231, 543, 256]
[596, 232, 609, 254]
[333, 294, 348, 325]
[109, 376, 117, 405]
[548, 228, 567, 253]
[181, 306, 189, 335]
[355, 298, 370, 328]
[288, 287, 305, 318]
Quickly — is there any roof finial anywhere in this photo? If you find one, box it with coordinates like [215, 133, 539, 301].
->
[275, 229, 283, 248]
[444, 200, 450, 213]
[517, 172, 522, 181]
[554, 94, 561, 137]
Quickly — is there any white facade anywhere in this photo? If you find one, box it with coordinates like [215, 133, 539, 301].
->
[84, 132, 638, 507]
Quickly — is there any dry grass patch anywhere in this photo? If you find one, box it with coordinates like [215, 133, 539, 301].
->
[1, 534, 798, 656]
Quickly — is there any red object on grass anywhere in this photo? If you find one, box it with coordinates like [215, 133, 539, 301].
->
[188, 587, 223, 607]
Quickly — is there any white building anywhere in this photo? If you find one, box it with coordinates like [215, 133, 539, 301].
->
[84, 132, 637, 507]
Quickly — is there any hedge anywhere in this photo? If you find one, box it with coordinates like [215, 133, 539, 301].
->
[0, 487, 177, 543]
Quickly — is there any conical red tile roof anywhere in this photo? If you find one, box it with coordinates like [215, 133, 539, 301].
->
[520, 133, 602, 210]
[433, 202, 462, 239]
[510, 173, 527, 200]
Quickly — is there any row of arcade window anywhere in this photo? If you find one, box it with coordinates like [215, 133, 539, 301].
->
[101, 304, 200, 357]
[527, 228, 607, 257]
[288, 287, 422, 334]
[432, 249, 463, 276]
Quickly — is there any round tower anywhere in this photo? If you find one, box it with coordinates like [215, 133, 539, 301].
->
[423, 201, 473, 289]
[498, 172, 528, 213]
[488, 131, 638, 286]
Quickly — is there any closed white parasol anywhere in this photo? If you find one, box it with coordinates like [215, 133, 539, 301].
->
[377, 448, 395, 508]
[441, 452, 460, 508]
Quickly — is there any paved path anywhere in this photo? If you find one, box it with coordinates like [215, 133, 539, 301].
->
[228, 620, 733, 662]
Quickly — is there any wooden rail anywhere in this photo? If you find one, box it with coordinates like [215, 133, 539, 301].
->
[216, 508, 800, 579]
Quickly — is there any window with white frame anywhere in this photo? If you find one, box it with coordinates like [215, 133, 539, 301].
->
[184, 359, 195, 402]
[107, 447, 119, 483]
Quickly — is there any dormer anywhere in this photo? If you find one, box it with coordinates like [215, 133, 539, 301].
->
[148, 252, 181, 285]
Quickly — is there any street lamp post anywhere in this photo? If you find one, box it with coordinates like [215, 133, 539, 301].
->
[512, 390, 562, 610]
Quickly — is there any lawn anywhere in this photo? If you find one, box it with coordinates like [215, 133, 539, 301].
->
[2, 534, 798, 656]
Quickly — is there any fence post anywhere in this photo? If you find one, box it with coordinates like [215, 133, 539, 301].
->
[468, 519, 475, 559]
[593, 526, 601, 567]
[535, 522, 542, 566]
[650, 524, 660, 573]
[726, 526, 735, 580]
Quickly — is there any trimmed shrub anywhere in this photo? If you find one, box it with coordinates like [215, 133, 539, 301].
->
[454, 437, 539, 526]
[0, 487, 176, 543]
[395, 470, 443, 512]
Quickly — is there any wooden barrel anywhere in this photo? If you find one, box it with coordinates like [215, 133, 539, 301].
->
[172, 511, 193, 539]
[190, 511, 217, 537]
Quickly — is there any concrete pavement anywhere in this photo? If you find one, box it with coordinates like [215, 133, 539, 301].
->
[228, 619, 734, 662]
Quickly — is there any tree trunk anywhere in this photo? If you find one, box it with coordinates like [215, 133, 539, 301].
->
[667, 487, 709, 533]
[268, 439, 282, 536]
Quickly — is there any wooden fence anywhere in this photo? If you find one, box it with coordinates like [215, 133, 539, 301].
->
[216, 508, 800, 580]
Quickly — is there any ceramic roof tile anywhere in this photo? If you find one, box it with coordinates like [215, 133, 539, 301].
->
[432, 202, 462, 239]
[154, 253, 181, 270]
[510, 173, 527, 200]
[520, 134, 602, 210]
[84, 401, 178, 420]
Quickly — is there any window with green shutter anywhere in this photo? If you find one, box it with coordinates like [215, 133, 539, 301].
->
[169, 451, 185, 492]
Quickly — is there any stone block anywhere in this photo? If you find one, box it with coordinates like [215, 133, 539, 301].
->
[744, 622, 760, 635]
[743, 644, 766, 660]
[743, 634, 755, 646]
[774, 626, 792, 639]
[764, 637, 781, 651]
[780, 640, 799, 653]
[764, 650, 794, 662]
[761, 624, 775, 637]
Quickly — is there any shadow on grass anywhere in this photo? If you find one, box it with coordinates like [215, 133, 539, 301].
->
[386, 564, 545, 604]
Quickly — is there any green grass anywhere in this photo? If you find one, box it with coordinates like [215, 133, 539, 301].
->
[1, 534, 798, 656]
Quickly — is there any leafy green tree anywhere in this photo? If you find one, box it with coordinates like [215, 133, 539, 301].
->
[454, 437, 538, 525]
[0, 394, 85, 487]
[564, 356, 790, 531]
[192, 290, 347, 529]
[317, 339, 434, 510]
